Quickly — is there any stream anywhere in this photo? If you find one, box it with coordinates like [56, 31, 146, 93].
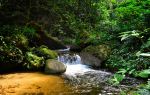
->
[0, 52, 144, 95]
[57, 52, 144, 95]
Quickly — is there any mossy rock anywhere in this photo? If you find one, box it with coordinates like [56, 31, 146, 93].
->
[31, 45, 58, 59]
[45, 59, 66, 74]
[80, 45, 111, 68]
[82, 45, 111, 60]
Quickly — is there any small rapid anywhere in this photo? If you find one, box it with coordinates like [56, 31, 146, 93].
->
[58, 54, 94, 76]
[57, 52, 144, 95]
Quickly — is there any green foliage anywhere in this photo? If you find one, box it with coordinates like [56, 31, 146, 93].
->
[0, 25, 21, 36]
[115, 0, 150, 31]
[110, 73, 125, 85]
[25, 52, 44, 69]
[138, 69, 150, 78]
[132, 80, 150, 95]
[119, 30, 141, 41]
[31, 46, 58, 59]
[22, 26, 36, 38]
[10, 34, 29, 49]
[24, 46, 57, 69]
[0, 36, 24, 64]
[141, 38, 150, 50]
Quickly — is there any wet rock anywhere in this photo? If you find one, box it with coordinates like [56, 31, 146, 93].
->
[80, 45, 111, 68]
[80, 52, 103, 67]
[45, 59, 66, 74]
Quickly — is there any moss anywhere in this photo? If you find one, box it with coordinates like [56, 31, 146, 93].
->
[38, 45, 58, 59]
[30, 45, 58, 60]
[25, 46, 58, 70]
[83, 45, 111, 60]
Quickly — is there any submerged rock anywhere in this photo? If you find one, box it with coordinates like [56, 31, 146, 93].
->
[45, 59, 66, 74]
[80, 45, 111, 68]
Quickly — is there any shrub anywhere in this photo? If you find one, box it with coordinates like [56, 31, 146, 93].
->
[0, 36, 24, 64]
[25, 52, 44, 69]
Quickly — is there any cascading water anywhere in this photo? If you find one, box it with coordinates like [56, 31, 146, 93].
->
[58, 54, 94, 76]
[57, 50, 144, 95]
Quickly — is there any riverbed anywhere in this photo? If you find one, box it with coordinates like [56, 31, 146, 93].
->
[0, 72, 74, 95]
[0, 54, 144, 95]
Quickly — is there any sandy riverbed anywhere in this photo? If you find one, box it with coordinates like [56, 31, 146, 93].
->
[0, 72, 73, 95]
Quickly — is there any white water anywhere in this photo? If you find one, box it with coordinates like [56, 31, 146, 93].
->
[58, 54, 94, 76]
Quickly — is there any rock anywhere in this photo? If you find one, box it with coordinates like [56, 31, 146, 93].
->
[68, 45, 82, 52]
[80, 45, 111, 68]
[31, 45, 58, 59]
[80, 52, 103, 67]
[45, 59, 66, 74]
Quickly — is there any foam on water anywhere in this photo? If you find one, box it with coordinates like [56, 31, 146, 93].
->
[58, 54, 93, 76]
[65, 63, 93, 76]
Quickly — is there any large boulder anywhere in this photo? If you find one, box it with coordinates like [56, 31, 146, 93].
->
[80, 52, 103, 67]
[80, 45, 111, 68]
[45, 59, 66, 74]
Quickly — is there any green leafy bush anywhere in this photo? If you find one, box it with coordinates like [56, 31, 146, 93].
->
[110, 73, 125, 85]
[0, 36, 24, 64]
[22, 26, 36, 38]
[25, 52, 44, 69]
[0, 25, 22, 36]
[138, 69, 150, 78]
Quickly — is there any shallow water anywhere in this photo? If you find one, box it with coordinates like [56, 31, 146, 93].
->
[0, 54, 144, 95]
[0, 72, 75, 95]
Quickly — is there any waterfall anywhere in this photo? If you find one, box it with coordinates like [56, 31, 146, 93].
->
[57, 53, 92, 76]
[58, 54, 81, 64]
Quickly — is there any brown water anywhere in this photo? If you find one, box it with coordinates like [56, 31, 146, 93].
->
[0, 72, 74, 95]
[0, 71, 144, 95]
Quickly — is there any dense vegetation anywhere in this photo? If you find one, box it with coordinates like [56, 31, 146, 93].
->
[0, 0, 150, 94]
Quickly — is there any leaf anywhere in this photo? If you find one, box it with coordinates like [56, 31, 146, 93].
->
[138, 69, 150, 78]
[119, 30, 141, 41]
[139, 53, 150, 57]
[113, 74, 125, 84]
[117, 69, 127, 74]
